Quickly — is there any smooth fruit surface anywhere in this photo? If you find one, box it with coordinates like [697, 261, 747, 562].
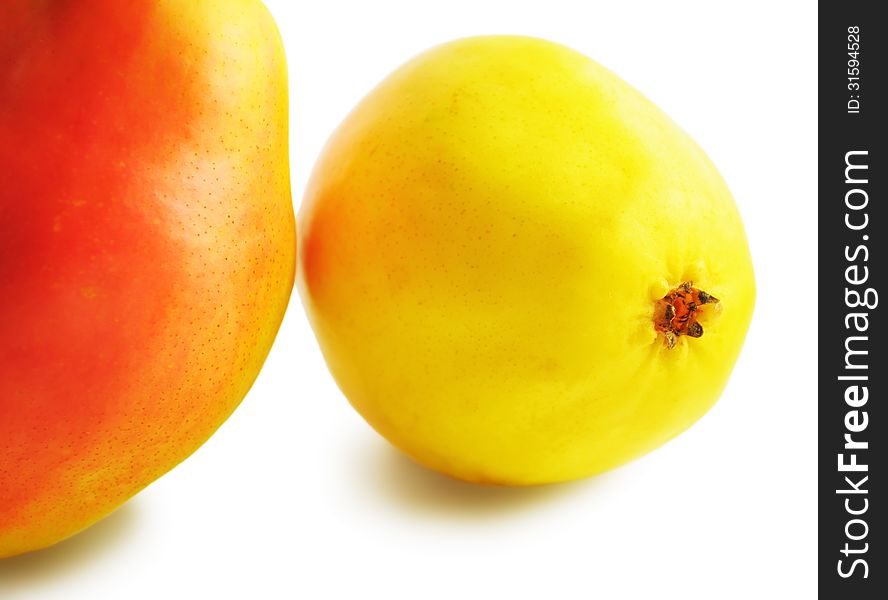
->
[0, 0, 294, 557]
[299, 36, 755, 485]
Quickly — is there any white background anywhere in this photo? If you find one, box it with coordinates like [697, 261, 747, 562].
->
[0, 1, 817, 598]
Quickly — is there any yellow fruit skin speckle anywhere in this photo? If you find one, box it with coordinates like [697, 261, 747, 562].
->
[299, 36, 755, 485]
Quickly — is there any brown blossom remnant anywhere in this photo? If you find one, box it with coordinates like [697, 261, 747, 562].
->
[654, 281, 719, 349]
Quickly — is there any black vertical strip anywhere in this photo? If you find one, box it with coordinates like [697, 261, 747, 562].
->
[820, 2, 886, 597]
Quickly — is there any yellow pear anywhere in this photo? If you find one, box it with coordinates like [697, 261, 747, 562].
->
[299, 36, 755, 485]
